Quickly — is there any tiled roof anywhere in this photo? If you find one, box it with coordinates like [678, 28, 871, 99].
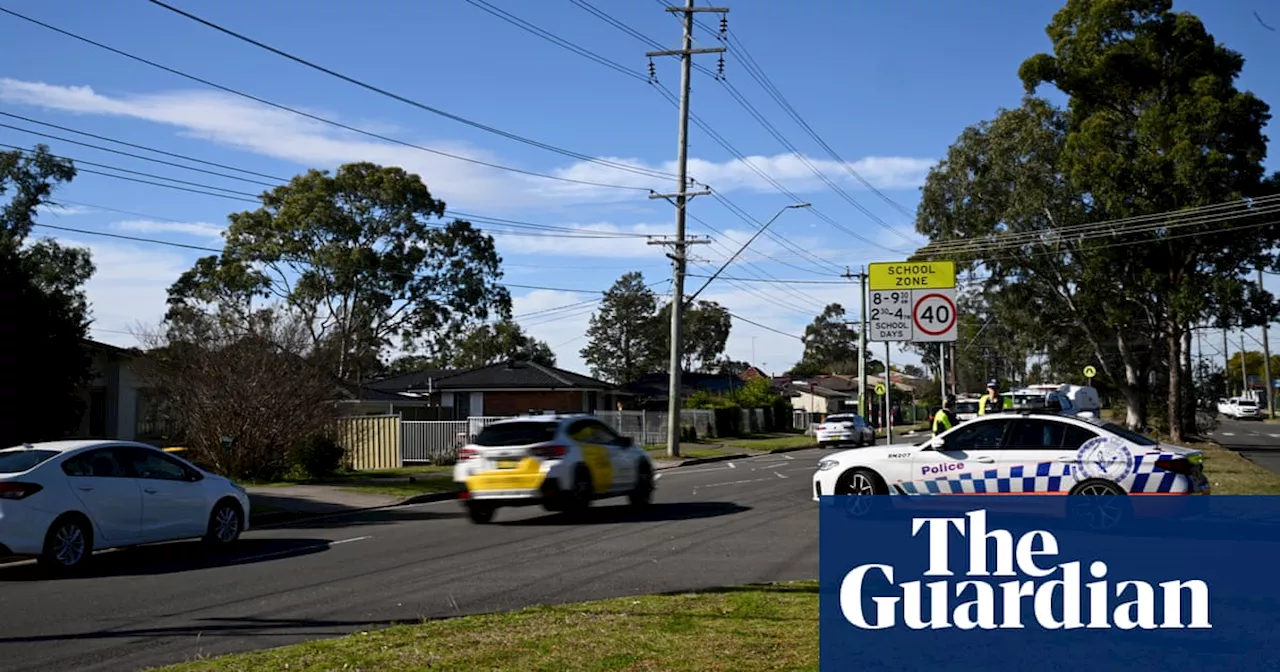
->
[366, 368, 459, 391]
[431, 360, 618, 391]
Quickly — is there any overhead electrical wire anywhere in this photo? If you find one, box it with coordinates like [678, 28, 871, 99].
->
[141, 0, 678, 182]
[658, 0, 918, 219]
[0, 5, 664, 193]
[579, 0, 917, 244]
[0, 141, 657, 240]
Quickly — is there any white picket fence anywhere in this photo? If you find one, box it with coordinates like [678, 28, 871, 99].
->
[400, 410, 717, 464]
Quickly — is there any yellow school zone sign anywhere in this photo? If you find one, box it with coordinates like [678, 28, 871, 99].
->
[868, 261, 957, 291]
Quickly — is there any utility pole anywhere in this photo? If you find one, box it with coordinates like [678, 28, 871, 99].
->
[1261, 268, 1275, 418]
[885, 340, 893, 445]
[1223, 328, 1230, 396]
[1241, 332, 1249, 400]
[646, 0, 728, 458]
[843, 267, 869, 418]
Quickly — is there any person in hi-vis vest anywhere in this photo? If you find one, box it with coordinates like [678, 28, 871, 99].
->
[978, 379, 1001, 416]
[933, 395, 958, 436]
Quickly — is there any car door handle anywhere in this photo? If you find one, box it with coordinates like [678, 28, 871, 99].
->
[144, 488, 158, 494]
[975, 456, 995, 463]
[1056, 457, 1075, 463]
[77, 486, 94, 492]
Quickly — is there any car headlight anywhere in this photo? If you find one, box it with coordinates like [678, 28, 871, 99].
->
[817, 460, 839, 471]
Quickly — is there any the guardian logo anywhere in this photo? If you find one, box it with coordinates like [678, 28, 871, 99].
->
[840, 510, 1211, 630]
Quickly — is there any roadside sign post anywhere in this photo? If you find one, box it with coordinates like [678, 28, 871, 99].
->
[885, 340, 893, 445]
[867, 261, 959, 418]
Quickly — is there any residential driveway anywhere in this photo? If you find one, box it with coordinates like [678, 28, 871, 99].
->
[0, 450, 827, 672]
[1211, 417, 1280, 476]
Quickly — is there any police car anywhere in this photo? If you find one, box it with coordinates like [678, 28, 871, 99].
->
[453, 414, 656, 523]
[813, 411, 1209, 519]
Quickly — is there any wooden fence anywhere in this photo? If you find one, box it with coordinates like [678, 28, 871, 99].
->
[336, 414, 403, 471]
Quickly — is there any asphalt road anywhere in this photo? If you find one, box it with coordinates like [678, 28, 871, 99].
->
[0, 447, 850, 672]
[1211, 416, 1280, 475]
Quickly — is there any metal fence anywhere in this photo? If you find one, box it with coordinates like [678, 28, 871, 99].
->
[398, 411, 720, 463]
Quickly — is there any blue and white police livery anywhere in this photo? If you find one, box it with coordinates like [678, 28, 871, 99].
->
[813, 412, 1209, 502]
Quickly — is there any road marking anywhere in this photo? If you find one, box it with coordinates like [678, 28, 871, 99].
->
[1221, 432, 1236, 437]
[698, 478, 772, 489]
[654, 473, 662, 481]
[1270, 434, 1280, 439]
[773, 471, 788, 479]
[331, 535, 371, 545]
[236, 536, 371, 564]
[727, 462, 736, 469]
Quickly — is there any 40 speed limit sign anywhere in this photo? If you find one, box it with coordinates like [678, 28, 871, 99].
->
[911, 290, 957, 342]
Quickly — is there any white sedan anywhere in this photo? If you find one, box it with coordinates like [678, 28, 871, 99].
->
[813, 412, 1209, 523]
[0, 440, 251, 573]
[815, 413, 875, 448]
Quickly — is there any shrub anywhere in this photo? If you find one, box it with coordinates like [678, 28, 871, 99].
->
[291, 434, 346, 479]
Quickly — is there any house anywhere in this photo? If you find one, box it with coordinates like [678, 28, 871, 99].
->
[787, 380, 857, 416]
[623, 371, 748, 409]
[333, 382, 441, 420]
[370, 360, 629, 417]
[72, 339, 146, 441]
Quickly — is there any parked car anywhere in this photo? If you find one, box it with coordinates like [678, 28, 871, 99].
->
[453, 414, 655, 524]
[813, 412, 1209, 527]
[954, 396, 981, 423]
[815, 413, 875, 448]
[0, 440, 251, 573]
[1218, 397, 1262, 419]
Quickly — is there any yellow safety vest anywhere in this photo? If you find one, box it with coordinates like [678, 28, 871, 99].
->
[933, 409, 953, 436]
[978, 393, 999, 416]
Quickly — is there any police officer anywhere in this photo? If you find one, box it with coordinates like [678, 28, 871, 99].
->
[978, 379, 1001, 416]
[933, 394, 958, 436]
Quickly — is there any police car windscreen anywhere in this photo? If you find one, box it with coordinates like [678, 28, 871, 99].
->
[1100, 422, 1158, 446]
[474, 422, 560, 447]
[955, 402, 978, 413]
[0, 449, 59, 474]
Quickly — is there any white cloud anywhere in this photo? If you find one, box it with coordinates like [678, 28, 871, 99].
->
[113, 219, 225, 241]
[493, 222, 671, 259]
[61, 238, 192, 347]
[0, 78, 935, 212]
[36, 203, 96, 216]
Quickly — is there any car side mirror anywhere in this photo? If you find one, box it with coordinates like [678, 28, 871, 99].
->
[185, 469, 204, 482]
[618, 436, 634, 447]
[925, 436, 945, 451]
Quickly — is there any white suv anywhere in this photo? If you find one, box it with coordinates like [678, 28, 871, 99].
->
[452, 414, 656, 523]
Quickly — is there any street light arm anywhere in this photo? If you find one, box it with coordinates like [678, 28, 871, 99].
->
[683, 202, 810, 306]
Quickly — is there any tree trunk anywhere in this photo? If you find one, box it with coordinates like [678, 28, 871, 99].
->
[1122, 361, 1147, 430]
[1166, 312, 1184, 443]
[1182, 327, 1197, 436]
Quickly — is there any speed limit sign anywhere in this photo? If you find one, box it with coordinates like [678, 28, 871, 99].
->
[910, 289, 957, 342]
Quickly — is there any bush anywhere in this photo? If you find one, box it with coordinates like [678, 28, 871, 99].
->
[290, 434, 346, 479]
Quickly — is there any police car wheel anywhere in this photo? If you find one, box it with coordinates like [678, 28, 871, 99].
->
[629, 465, 654, 507]
[1067, 480, 1130, 531]
[837, 468, 886, 518]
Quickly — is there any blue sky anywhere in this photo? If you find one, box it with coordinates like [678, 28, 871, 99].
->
[1, 0, 1277, 379]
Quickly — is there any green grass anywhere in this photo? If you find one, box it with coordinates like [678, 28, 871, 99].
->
[717, 433, 816, 452]
[338, 478, 462, 499]
[248, 465, 452, 487]
[1195, 441, 1280, 495]
[149, 582, 819, 672]
[644, 445, 735, 460]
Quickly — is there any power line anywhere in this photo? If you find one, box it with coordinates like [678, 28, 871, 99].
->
[725, 310, 803, 340]
[142, 0, 677, 182]
[685, 273, 852, 285]
[0, 142, 264, 198]
[0, 5, 662, 193]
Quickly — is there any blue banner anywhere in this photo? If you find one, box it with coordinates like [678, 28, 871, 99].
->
[819, 495, 1280, 671]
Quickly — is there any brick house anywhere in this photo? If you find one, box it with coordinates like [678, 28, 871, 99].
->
[368, 360, 629, 418]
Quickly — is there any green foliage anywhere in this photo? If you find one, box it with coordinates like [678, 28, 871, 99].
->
[581, 273, 733, 383]
[580, 272, 660, 384]
[450, 319, 555, 369]
[795, 304, 859, 374]
[165, 162, 511, 382]
[912, 0, 1280, 435]
[0, 144, 95, 447]
[289, 434, 347, 480]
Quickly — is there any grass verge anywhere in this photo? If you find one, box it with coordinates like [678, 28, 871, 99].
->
[644, 445, 735, 460]
[338, 478, 461, 499]
[1194, 441, 1280, 495]
[151, 582, 819, 672]
[717, 433, 816, 453]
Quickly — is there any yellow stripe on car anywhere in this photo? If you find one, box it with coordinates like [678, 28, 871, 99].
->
[580, 444, 613, 493]
[465, 457, 547, 492]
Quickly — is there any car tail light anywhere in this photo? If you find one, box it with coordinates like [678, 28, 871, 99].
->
[531, 444, 568, 458]
[458, 447, 478, 461]
[1154, 458, 1192, 474]
[0, 482, 43, 500]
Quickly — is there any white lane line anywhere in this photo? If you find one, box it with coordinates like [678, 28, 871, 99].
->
[727, 462, 736, 469]
[654, 473, 663, 481]
[1269, 434, 1280, 439]
[773, 471, 788, 479]
[697, 478, 772, 489]
[331, 535, 371, 545]
[1221, 432, 1236, 437]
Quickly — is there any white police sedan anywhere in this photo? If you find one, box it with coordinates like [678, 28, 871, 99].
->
[0, 440, 250, 573]
[813, 412, 1209, 511]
